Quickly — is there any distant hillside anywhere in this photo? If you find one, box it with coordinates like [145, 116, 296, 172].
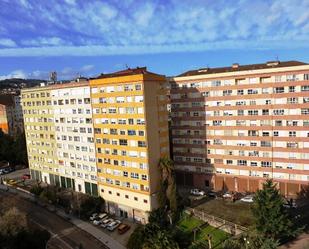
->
[0, 78, 46, 89]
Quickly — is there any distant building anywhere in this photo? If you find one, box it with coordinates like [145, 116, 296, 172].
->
[0, 94, 24, 135]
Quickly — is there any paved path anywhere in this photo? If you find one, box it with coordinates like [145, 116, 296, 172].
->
[279, 233, 309, 249]
[0, 185, 126, 249]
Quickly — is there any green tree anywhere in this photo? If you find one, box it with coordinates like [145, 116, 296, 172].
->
[222, 232, 278, 249]
[252, 179, 296, 241]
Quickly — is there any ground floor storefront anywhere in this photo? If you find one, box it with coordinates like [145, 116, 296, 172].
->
[30, 169, 98, 196]
[105, 201, 148, 224]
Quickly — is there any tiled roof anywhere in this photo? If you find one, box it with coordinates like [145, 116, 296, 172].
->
[94, 67, 164, 79]
[177, 61, 308, 77]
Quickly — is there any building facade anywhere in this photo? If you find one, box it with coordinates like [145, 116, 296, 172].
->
[22, 68, 169, 223]
[170, 61, 309, 197]
[90, 67, 169, 223]
[0, 94, 24, 136]
[21, 80, 98, 195]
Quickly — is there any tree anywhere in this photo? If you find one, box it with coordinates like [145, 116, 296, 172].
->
[0, 207, 27, 237]
[127, 222, 181, 249]
[252, 179, 296, 241]
[0, 207, 50, 249]
[158, 156, 178, 218]
[222, 232, 279, 249]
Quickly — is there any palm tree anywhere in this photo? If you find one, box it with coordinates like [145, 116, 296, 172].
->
[158, 156, 178, 217]
[158, 156, 174, 183]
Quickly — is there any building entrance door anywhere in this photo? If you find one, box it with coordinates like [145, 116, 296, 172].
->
[120, 209, 128, 218]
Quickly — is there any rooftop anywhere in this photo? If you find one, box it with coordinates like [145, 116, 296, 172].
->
[177, 61, 308, 77]
[94, 67, 164, 79]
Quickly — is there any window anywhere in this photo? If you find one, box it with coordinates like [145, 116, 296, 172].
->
[274, 87, 284, 93]
[286, 74, 297, 81]
[273, 109, 284, 115]
[223, 90, 232, 96]
[119, 139, 128, 146]
[138, 141, 146, 147]
[301, 86, 309, 92]
[301, 109, 309, 115]
[289, 86, 295, 92]
[237, 90, 244, 95]
[261, 161, 272, 167]
[304, 74, 309, 81]
[237, 160, 247, 166]
[289, 131, 296, 137]
[287, 97, 298, 104]
[248, 89, 258, 94]
[134, 197, 138, 201]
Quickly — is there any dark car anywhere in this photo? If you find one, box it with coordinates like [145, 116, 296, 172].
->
[118, 223, 130, 234]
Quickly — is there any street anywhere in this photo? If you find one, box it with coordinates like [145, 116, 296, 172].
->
[0, 190, 109, 249]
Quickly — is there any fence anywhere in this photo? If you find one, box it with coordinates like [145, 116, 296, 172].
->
[186, 207, 248, 235]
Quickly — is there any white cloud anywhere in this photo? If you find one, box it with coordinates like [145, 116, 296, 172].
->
[22, 37, 69, 47]
[0, 37, 308, 57]
[0, 70, 27, 80]
[0, 38, 16, 47]
[0, 0, 308, 56]
[19, 0, 31, 9]
[81, 64, 95, 72]
[64, 0, 76, 5]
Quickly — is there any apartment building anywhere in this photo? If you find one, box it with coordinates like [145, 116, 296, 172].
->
[21, 79, 98, 195]
[170, 61, 309, 196]
[90, 67, 169, 223]
[0, 94, 24, 135]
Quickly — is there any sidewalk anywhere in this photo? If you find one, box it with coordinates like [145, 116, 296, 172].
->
[0, 184, 126, 249]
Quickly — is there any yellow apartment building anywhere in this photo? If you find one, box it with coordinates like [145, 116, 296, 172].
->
[90, 67, 169, 223]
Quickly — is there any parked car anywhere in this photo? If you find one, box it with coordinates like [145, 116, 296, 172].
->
[101, 218, 114, 228]
[222, 192, 233, 199]
[190, 189, 205, 196]
[207, 191, 217, 198]
[240, 195, 254, 203]
[21, 174, 31, 180]
[107, 220, 121, 231]
[98, 213, 108, 220]
[6, 179, 17, 185]
[118, 224, 131, 234]
[89, 213, 98, 221]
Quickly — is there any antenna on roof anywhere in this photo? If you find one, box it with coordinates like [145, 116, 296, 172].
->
[276, 55, 279, 61]
[125, 64, 129, 69]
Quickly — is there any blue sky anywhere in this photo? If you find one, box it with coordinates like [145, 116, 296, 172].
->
[0, 0, 308, 80]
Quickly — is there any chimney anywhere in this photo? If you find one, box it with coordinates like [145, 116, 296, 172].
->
[232, 63, 239, 69]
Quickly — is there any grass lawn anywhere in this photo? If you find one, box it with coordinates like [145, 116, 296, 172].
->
[178, 214, 229, 247]
[178, 215, 203, 232]
[196, 198, 254, 227]
[196, 225, 229, 247]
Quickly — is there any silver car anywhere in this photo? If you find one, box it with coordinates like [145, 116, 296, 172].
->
[107, 220, 121, 231]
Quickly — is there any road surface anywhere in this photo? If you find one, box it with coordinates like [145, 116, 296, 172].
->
[0, 190, 109, 249]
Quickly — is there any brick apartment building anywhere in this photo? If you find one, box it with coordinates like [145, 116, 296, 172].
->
[170, 61, 309, 197]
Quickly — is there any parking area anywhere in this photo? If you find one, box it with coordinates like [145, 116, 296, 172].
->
[88, 212, 139, 246]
